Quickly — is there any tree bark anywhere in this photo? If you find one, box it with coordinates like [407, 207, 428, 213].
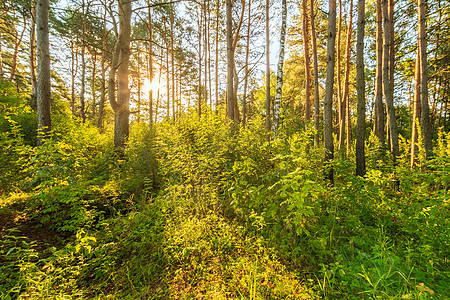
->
[36, 0, 52, 145]
[91, 52, 97, 119]
[203, 1, 208, 109]
[208, 0, 212, 110]
[303, 0, 311, 123]
[71, 40, 78, 117]
[373, 0, 384, 146]
[265, 0, 271, 134]
[226, 0, 235, 122]
[273, 0, 287, 133]
[355, 0, 366, 177]
[97, 4, 107, 130]
[198, 8, 202, 117]
[30, 0, 38, 109]
[0, 31, 3, 77]
[147, 1, 154, 130]
[109, 0, 132, 150]
[342, 0, 353, 154]
[215, 0, 220, 113]
[10, 16, 27, 82]
[231, 0, 245, 124]
[170, 3, 175, 120]
[79, 0, 87, 123]
[310, 0, 320, 146]
[324, 0, 337, 183]
[411, 44, 421, 168]
[337, 0, 342, 145]
[382, 0, 399, 161]
[418, 0, 432, 160]
[242, 0, 251, 126]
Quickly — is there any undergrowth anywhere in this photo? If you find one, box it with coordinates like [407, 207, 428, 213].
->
[0, 108, 448, 299]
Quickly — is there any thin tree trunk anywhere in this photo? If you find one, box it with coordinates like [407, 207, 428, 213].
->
[204, 2, 208, 109]
[79, 0, 87, 123]
[36, 0, 52, 145]
[137, 52, 141, 122]
[170, 3, 175, 120]
[215, 0, 220, 113]
[97, 4, 107, 130]
[265, 0, 271, 133]
[226, 0, 234, 122]
[71, 41, 78, 117]
[155, 54, 162, 123]
[30, 0, 37, 108]
[91, 52, 97, 119]
[242, 0, 251, 126]
[337, 0, 342, 146]
[231, 0, 245, 124]
[311, 0, 320, 146]
[198, 8, 202, 117]
[147, 1, 154, 130]
[10, 16, 27, 82]
[324, 0, 337, 183]
[373, 0, 384, 146]
[303, 0, 311, 122]
[418, 0, 432, 159]
[0, 31, 3, 77]
[208, 0, 212, 110]
[166, 36, 170, 119]
[342, 0, 353, 154]
[382, 0, 399, 161]
[273, 0, 287, 133]
[411, 44, 421, 168]
[355, 0, 366, 177]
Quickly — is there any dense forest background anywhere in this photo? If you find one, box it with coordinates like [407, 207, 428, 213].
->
[0, 0, 449, 298]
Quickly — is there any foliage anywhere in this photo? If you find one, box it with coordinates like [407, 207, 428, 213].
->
[1, 111, 449, 299]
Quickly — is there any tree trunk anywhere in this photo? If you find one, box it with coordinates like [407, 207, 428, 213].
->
[208, 0, 212, 110]
[337, 0, 342, 146]
[166, 35, 170, 119]
[147, 1, 154, 130]
[226, 0, 235, 122]
[71, 41, 77, 117]
[170, 3, 175, 120]
[231, 0, 245, 124]
[108, 0, 132, 150]
[97, 5, 107, 130]
[342, 0, 353, 154]
[418, 0, 432, 160]
[203, 2, 208, 109]
[311, 0, 320, 146]
[30, 0, 38, 109]
[242, 0, 251, 126]
[10, 16, 27, 82]
[411, 44, 421, 168]
[273, 0, 287, 133]
[303, 0, 311, 122]
[198, 8, 202, 117]
[373, 0, 384, 146]
[355, 0, 366, 177]
[265, 0, 271, 134]
[36, 0, 52, 145]
[79, 0, 87, 123]
[0, 31, 3, 77]
[382, 0, 399, 161]
[324, 0, 337, 183]
[137, 53, 142, 122]
[215, 0, 220, 113]
[91, 52, 97, 119]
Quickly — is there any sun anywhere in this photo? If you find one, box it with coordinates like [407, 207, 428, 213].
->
[142, 78, 161, 93]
